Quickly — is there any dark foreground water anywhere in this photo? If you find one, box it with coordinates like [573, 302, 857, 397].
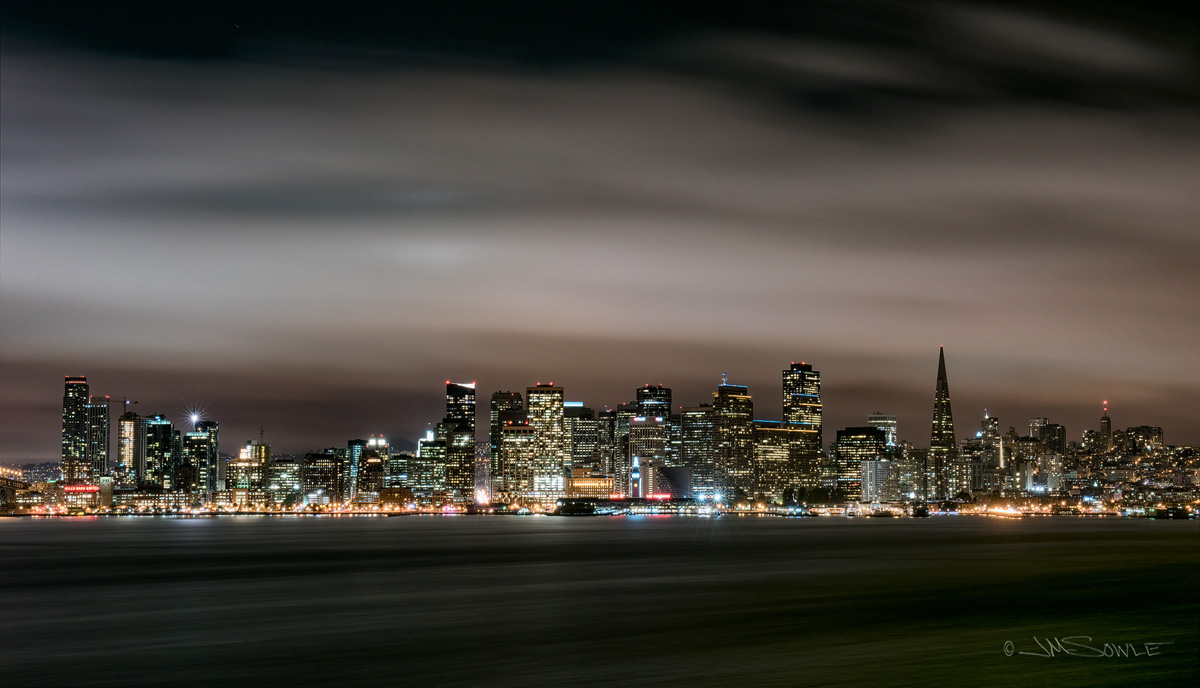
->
[2, 515, 1197, 687]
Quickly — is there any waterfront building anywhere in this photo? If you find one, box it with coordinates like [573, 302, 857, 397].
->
[61, 376, 90, 483]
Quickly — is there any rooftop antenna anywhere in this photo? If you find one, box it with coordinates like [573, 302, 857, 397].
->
[257, 426, 265, 444]
[721, 372, 728, 385]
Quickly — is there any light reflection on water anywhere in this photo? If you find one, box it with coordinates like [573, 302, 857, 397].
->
[2, 516, 1195, 686]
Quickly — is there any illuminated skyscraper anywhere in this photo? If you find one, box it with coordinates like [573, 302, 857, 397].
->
[564, 402, 599, 469]
[498, 421, 536, 501]
[928, 347, 956, 500]
[636, 384, 672, 420]
[752, 420, 816, 502]
[834, 426, 887, 501]
[489, 391, 525, 490]
[713, 380, 754, 496]
[526, 383, 566, 502]
[443, 382, 477, 498]
[144, 414, 174, 488]
[866, 412, 898, 447]
[61, 376, 90, 483]
[346, 438, 368, 500]
[628, 416, 667, 497]
[117, 411, 145, 488]
[1100, 401, 1113, 452]
[679, 404, 714, 496]
[85, 395, 111, 481]
[183, 420, 220, 494]
[783, 362, 822, 447]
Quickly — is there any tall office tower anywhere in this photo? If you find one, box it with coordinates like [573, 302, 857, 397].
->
[526, 383, 566, 503]
[384, 451, 411, 489]
[679, 405, 714, 497]
[928, 347, 957, 501]
[980, 412, 1001, 467]
[489, 391, 525, 491]
[628, 416, 667, 497]
[346, 439, 368, 500]
[300, 449, 346, 502]
[184, 420, 220, 494]
[636, 384, 672, 420]
[564, 402, 599, 469]
[498, 421, 536, 501]
[228, 440, 270, 490]
[596, 408, 618, 479]
[85, 395, 111, 481]
[866, 412, 898, 447]
[751, 420, 814, 502]
[1099, 401, 1113, 452]
[367, 435, 390, 482]
[713, 381, 754, 496]
[782, 362, 822, 447]
[1039, 423, 1067, 454]
[143, 414, 174, 488]
[117, 411, 146, 488]
[1028, 417, 1047, 440]
[833, 426, 887, 501]
[412, 431, 447, 491]
[267, 456, 302, 504]
[666, 413, 682, 464]
[355, 450, 385, 501]
[61, 376, 90, 483]
[442, 382, 477, 499]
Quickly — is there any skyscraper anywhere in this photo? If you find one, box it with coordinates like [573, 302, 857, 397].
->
[834, 426, 887, 501]
[526, 383, 566, 502]
[564, 402, 599, 469]
[489, 391, 525, 491]
[144, 414, 174, 488]
[61, 376, 90, 484]
[1100, 401, 1113, 452]
[628, 416, 667, 497]
[783, 362, 822, 447]
[866, 412, 898, 447]
[85, 395, 111, 481]
[712, 380, 754, 497]
[928, 347, 957, 500]
[679, 404, 714, 497]
[184, 420, 220, 494]
[497, 421, 536, 501]
[442, 382, 477, 498]
[635, 384, 672, 420]
[117, 411, 146, 488]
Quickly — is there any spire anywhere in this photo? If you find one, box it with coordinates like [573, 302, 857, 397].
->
[937, 345, 947, 383]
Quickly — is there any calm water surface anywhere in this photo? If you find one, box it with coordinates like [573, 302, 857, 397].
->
[2, 515, 1197, 686]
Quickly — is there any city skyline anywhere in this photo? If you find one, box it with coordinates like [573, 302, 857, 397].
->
[17, 346, 1188, 465]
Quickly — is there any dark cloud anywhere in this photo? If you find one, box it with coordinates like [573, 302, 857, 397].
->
[2, 2, 1198, 460]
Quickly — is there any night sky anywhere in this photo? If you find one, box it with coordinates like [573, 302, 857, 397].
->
[2, 2, 1198, 459]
